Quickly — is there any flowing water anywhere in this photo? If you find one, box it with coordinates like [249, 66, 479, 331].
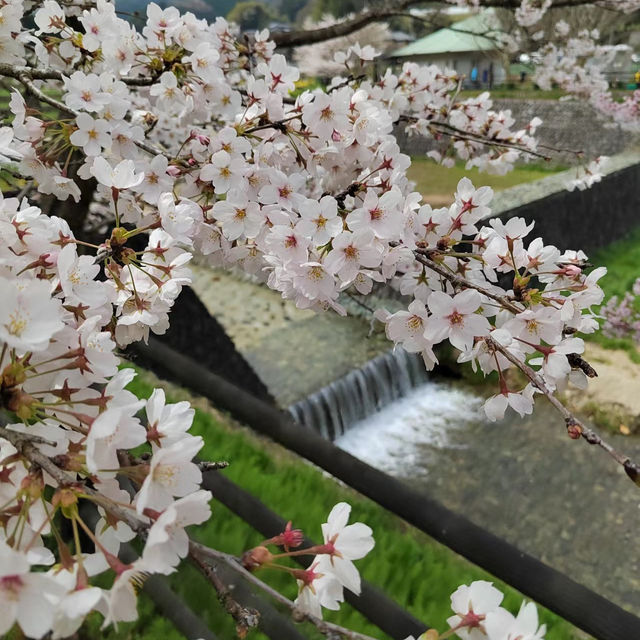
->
[332, 378, 640, 617]
[288, 349, 429, 439]
[287, 345, 640, 615]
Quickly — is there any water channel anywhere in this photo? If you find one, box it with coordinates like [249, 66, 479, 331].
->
[328, 378, 640, 617]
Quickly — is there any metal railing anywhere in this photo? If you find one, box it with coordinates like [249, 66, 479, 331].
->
[132, 337, 640, 640]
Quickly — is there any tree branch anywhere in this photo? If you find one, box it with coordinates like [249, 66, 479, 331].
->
[269, 0, 627, 48]
[420, 119, 554, 162]
[486, 337, 640, 483]
[270, 0, 416, 47]
[12, 72, 167, 159]
[0, 63, 155, 86]
[190, 541, 384, 640]
[413, 249, 524, 315]
[393, 253, 640, 488]
[189, 547, 261, 636]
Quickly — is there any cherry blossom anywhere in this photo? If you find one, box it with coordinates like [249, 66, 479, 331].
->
[143, 490, 212, 573]
[0, 277, 64, 352]
[294, 564, 345, 618]
[145, 388, 196, 449]
[447, 580, 505, 640]
[70, 113, 111, 157]
[90, 158, 144, 191]
[314, 502, 374, 595]
[135, 437, 204, 513]
[0, 540, 65, 639]
[425, 290, 491, 353]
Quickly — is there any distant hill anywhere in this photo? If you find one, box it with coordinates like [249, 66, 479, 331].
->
[115, 0, 240, 21]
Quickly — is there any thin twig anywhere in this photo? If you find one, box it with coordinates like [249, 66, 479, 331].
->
[191, 541, 383, 640]
[412, 249, 524, 315]
[198, 460, 230, 471]
[0, 63, 155, 86]
[18, 74, 73, 116]
[485, 337, 640, 482]
[405, 249, 640, 487]
[14, 73, 167, 159]
[427, 120, 553, 162]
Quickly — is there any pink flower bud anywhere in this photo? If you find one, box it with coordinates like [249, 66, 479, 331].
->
[564, 264, 582, 277]
[190, 131, 210, 146]
[266, 521, 304, 550]
[567, 421, 583, 439]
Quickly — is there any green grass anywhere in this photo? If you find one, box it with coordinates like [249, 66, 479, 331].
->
[460, 86, 570, 101]
[586, 226, 640, 362]
[459, 84, 632, 102]
[85, 365, 587, 640]
[408, 157, 564, 204]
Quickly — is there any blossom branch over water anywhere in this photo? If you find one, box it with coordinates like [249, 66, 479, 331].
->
[0, 0, 637, 635]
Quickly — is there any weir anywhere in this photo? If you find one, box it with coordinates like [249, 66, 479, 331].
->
[287, 348, 429, 439]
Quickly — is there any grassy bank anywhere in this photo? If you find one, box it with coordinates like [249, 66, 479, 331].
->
[408, 158, 564, 206]
[458, 84, 631, 102]
[586, 226, 640, 362]
[81, 365, 586, 640]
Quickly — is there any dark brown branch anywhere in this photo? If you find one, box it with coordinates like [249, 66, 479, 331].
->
[269, 0, 623, 48]
[0, 63, 155, 86]
[270, 0, 415, 47]
[190, 542, 383, 640]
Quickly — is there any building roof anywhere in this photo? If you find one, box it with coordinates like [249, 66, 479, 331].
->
[392, 11, 501, 57]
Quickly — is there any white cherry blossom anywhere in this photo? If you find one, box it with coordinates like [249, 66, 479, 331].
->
[425, 290, 491, 353]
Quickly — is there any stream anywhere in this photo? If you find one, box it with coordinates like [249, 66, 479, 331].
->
[335, 381, 640, 617]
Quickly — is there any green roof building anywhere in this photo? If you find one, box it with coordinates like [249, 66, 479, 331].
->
[390, 11, 508, 87]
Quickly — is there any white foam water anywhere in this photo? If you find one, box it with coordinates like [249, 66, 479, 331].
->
[335, 382, 484, 478]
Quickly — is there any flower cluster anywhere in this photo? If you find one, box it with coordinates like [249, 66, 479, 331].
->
[0, 193, 213, 634]
[376, 183, 605, 421]
[406, 580, 546, 640]
[243, 502, 374, 618]
[601, 278, 640, 343]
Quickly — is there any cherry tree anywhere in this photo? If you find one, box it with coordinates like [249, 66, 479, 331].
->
[0, 0, 639, 638]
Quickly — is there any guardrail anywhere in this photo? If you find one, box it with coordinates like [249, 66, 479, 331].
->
[131, 337, 640, 640]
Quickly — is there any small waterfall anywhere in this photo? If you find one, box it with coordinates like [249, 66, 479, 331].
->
[288, 349, 429, 439]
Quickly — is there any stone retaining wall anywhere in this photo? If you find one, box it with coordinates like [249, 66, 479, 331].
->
[127, 286, 275, 404]
[396, 99, 637, 161]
